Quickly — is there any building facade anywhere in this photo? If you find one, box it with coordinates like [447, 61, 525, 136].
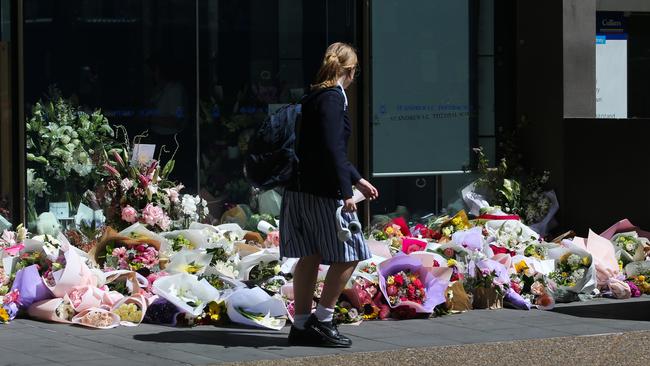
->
[2, 0, 645, 235]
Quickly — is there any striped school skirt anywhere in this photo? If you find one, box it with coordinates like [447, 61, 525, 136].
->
[280, 190, 371, 264]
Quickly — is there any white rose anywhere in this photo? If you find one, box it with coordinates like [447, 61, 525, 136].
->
[567, 254, 581, 266]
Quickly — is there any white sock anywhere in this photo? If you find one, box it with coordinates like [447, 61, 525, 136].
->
[293, 314, 310, 330]
[314, 304, 334, 323]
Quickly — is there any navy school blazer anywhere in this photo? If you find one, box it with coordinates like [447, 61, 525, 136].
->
[288, 86, 362, 199]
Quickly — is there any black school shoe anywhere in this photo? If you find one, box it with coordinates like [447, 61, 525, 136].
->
[288, 314, 352, 347]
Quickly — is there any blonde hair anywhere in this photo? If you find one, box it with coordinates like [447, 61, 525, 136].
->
[311, 42, 358, 90]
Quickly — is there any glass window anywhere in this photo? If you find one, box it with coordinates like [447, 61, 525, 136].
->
[24, 0, 198, 228]
[197, 0, 357, 221]
[23, 0, 358, 229]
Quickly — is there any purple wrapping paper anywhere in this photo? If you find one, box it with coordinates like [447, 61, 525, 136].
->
[10, 265, 54, 310]
[378, 255, 450, 314]
[452, 227, 483, 251]
[142, 297, 184, 326]
[504, 288, 531, 310]
[4, 302, 19, 321]
[473, 259, 510, 286]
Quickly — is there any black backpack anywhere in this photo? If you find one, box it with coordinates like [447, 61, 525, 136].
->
[244, 88, 342, 190]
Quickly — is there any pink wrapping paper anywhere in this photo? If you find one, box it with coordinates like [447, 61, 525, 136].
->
[3, 243, 24, 256]
[366, 239, 393, 259]
[571, 231, 619, 289]
[492, 254, 513, 270]
[280, 283, 294, 300]
[64, 285, 105, 313]
[27, 298, 73, 324]
[584, 230, 619, 288]
[72, 307, 120, 329]
[102, 291, 125, 309]
[600, 219, 650, 240]
[408, 251, 447, 269]
[113, 294, 147, 326]
[47, 247, 97, 298]
[608, 278, 631, 299]
[401, 238, 427, 254]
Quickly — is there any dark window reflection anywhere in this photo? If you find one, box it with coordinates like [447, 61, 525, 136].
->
[24, 0, 197, 192]
[197, 0, 355, 219]
[23, 0, 356, 223]
[628, 12, 650, 118]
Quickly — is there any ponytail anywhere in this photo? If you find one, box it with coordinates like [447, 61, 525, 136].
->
[311, 42, 358, 90]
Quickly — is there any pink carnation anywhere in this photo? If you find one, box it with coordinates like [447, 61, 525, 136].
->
[142, 204, 164, 227]
[265, 231, 280, 247]
[121, 205, 138, 223]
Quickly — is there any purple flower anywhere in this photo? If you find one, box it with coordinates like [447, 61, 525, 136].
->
[627, 281, 641, 298]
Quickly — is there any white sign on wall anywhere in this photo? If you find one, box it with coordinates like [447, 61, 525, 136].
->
[596, 12, 627, 119]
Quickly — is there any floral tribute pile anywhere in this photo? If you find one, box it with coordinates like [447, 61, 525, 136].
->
[1, 201, 649, 329]
[2, 136, 649, 329]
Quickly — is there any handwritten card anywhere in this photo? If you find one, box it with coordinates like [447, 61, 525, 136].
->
[131, 144, 156, 166]
[49, 202, 70, 220]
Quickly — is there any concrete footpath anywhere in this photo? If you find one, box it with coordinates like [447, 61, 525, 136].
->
[0, 297, 648, 366]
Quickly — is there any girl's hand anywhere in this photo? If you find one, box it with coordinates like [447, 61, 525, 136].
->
[343, 198, 357, 212]
[355, 179, 379, 200]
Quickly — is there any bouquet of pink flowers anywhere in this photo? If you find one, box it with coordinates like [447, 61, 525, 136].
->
[98, 141, 208, 232]
[95, 228, 161, 273]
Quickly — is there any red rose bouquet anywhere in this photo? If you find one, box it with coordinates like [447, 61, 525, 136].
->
[385, 269, 426, 305]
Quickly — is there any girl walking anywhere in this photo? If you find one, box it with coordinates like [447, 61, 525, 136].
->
[280, 42, 379, 347]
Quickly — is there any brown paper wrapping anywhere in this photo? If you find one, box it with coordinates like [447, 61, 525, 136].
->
[93, 227, 161, 266]
[471, 287, 503, 310]
[445, 281, 472, 312]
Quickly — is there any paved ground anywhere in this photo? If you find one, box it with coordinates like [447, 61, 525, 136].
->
[0, 296, 648, 366]
[225, 330, 650, 366]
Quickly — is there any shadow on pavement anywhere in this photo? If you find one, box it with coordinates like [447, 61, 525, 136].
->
[552, 301, 650, 322]
[134, 330, 289, 348]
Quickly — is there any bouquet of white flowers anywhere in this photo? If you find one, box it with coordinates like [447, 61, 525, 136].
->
[26, 90, 117, 221]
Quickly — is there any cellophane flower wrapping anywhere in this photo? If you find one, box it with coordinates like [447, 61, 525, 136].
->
[11, 265, 53, 309]
[528, 191, 559, 236]
[611, 231, 648, 264]
[485, 220, 539, 253]
[452, 227, 484, 252]
[225, 287, 287, 330]
[378, 255, 451, 314]
[153, 272, 220, 316]
[238, 248, 280, 281]
[547, 243, 597, 301]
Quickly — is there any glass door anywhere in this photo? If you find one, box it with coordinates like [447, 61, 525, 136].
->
[0, 0, 17, 228]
